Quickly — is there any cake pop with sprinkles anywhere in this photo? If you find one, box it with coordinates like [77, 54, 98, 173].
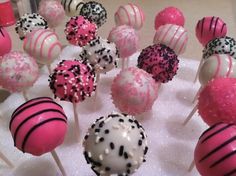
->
[15, 13, 48, 40]
[79, 1, 107, 28]
[64, 15, 97, 47]
[0, 27, 11, 56]
[83, 112, 148, 176]
[61, 0, 84, 17]
[194, 122, 236, 176]
[137, 43, 179, 83]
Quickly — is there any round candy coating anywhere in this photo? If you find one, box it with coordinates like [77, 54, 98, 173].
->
[111, 67, 158, 115]
[49, 60, 96, 103]
[23, 29, 62, 65]
[64, 16, 97, 46]
[198, 77, 236, 126]
[153, 24, 188, 55]
[61, 0, 84, 17]
[108, 25, 139, 58]
[9, 97, 67, 156]
[79, 1, 107, 28]
[203, 36, 236, 59]
[196, 16, 227, 46]
[194, 122, 236, 176]
[137, 43, 179, 83]
[115, 3, 145, 30]
[154, 6, 185, 30]
[0, 27, 11, 56]
[0, 51, 39, 92]
[83, 112, 148, 176]
[15, 13, 48, 40]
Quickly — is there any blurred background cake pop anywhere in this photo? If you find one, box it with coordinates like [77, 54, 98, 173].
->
[83, 112, 148, 176]
[111, 67, 158, 115]
[61, 0, 84, 17]
[137, 43, 179, 83]
[154, 6, 185, 30]
[79, 1, 107, 28]
[38, 0, 65, 28]
[115, 3, 145, 30]
[64, 16, 97, 46]
[15, 13, 48, 40]
[153, 24, 188, 55]
[0, 27, 11, 56]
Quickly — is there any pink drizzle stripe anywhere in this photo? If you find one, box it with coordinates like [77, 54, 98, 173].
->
[173, 29, 186, 52]
[33, 30, 47, 55]
[48, 42, 61, 61]
[115, 12, 122, 25]
[129, 3, 138, 28]
[226, 55, 232, 77]
[177, 31, 188, 54]
[155, 26, 166, 43]
[214, 54, 221, 78]
[40, 33, 55, 59]
[160, 24, 173, 43]
[136, 4, 144, 26]
[120, 6, 132, 26]
[168, 26, 180, 47]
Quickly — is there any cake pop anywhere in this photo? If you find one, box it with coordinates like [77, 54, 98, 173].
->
[61, 0, 84, 17]
[137, 43, 179, 83]
[111, 67, 159, 115]
[64, 16, 97, 46]
[38, 0, 65, 28]
[154, 6, 185, 30]
[0, 27, 11, 56]
[196, 16, 227, 47]
[10, 97, 67, 175]
[83, 112, 148, 176]
[153, 24, 188, 55]
[108, 25, 139, 69]
[79, 1, 107, 28]
[0, 51, 39, 94]
[115, 3, 145, 30]
[184, 78, 236, 126]
[15, 13, 48, 40]
[194, 122, 236, 176]
[23, 29, 62, 73]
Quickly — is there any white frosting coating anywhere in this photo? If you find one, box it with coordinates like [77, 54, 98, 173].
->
[83, 112, 148, 176]
[61, 0, 84, 17]
[199, 54, 236, 85]
[153, 24, 188, 55]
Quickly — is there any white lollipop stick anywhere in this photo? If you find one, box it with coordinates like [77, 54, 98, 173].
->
[121, 59, 125, 70]
[51, 150, 67, 176]
[22, 90, 29, 101]
[16, 0, 26, 17]
[192, 86, 203, 104]
[183, 104, 198, 126]
[0, 150, 14, 168]
[126, 57, 129, 68]
[47, 64, 52, 75]
[73, 102, 80, 142]
[188, 160, 195, 172]
[194, 59, 204, 83]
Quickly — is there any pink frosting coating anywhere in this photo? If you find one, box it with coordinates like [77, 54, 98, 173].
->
[196, 16, 227, 46]
[194, 122, 236, 176]
[198, 77, 236, 126]
[0, 27, 11, 56]
[137, 44, 179, 83]
[0, 51, 39, 92]
[10, 97, 67, 156]
[64, 16, 97, 46]
[111, 67, 159, 115]
[114, 3, 145, 30]
[154, 6, 185, 30]
[38, 0, 65, 28]
[49, 60, 96, 103]
[108, 25, 139, 58]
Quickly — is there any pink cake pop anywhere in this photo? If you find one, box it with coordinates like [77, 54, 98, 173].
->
[137, 44, 179, 83]
[38, 0, 65, 28]
[64, 16, 97, 46]
[194, 122, 236, 176]
[196, 16, 227, 46]
[153, 24, 188, 55]
[111, 67, 158, 115]
[154, 6, 185, 30]
[0, 27, 11, 56]
[10, 97, 67, 175]
[115, 3, 145, 30]
[0, 51, 39, 93]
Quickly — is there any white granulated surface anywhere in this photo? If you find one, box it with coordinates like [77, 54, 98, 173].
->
[0, 46, 207, 176]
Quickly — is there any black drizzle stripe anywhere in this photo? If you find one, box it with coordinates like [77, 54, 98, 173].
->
[213, 17, 219, 37]
[209, 16, 215, 31]
[201, 124, 234, 144]
[199, 122, 223, 140]
[13, 109, 67, 145]
[221, 23, 226, 33]
[201, 17, 205, 37]
[119, 146, 124, 156]
[76, 2, 84, 10]
[21, 118, 67, 153]
[210, 150, 236, 168]
[68, 0, 73, 12]
[224, 169, 236, 176]
[199, 136, 236, 162]
[0, 27, 4, 37]
[63, 0, 67, 10]
[11, 97, 52, 118]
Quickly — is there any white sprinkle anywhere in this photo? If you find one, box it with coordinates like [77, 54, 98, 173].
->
[105, 148, 109, 154]
[99, 154, 103, 161]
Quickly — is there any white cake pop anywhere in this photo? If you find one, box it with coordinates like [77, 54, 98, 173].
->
[61, 0, 84, 17]
[83, 112, 148, 176]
